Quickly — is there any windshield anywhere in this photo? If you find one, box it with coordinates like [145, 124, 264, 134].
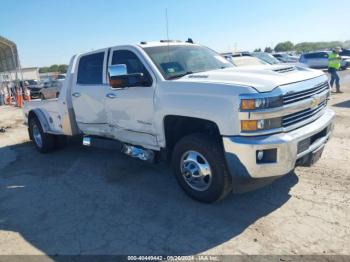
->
[143, 45, 233, 80]
[27, 80, 38, 85]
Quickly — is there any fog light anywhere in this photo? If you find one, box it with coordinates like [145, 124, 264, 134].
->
[256, 149, 277, 164]
[257, 120, 265, 129]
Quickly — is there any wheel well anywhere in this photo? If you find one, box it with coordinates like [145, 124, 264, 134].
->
[163, 115, 221, 159]
[28, 110, 37, 123]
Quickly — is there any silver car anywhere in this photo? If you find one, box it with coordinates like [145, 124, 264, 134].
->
[39, 80, 62, 100]
[299, 51, 348, 69]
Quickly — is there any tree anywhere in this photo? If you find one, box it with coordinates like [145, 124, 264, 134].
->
[254, 48, 262, 52]
[274, 41, 294, 52]
[264, 47, 273, 53]
[58, 64, 68, 73]
[344, 40, 350, 49]
[294, 41, 344, 53]
[39, 64, 68, 74]
[39, 67, 49, 73]
[49, 64, 59, 72]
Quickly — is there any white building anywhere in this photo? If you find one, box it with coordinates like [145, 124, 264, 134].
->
[0, 67, 40, 81]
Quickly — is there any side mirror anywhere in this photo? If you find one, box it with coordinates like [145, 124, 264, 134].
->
[108, 64, 146, 88]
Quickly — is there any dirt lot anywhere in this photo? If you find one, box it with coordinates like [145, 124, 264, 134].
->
[0, 70, 350, 257]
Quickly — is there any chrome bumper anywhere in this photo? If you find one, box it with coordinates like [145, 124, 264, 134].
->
[223, 108, 335, 182]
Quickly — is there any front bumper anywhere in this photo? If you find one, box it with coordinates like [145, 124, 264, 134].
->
[223, 108, 335, 191]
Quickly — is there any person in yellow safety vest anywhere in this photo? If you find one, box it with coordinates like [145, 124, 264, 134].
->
[328, 47, 342, 93]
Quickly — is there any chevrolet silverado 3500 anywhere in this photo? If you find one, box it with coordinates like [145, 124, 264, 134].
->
[23, 41, 334, 202]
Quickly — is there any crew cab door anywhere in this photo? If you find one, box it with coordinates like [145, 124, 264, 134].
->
[71, 49, 110, 136]
[105, 47, 157, 148]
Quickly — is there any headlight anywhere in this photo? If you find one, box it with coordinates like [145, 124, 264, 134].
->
[240, 96, 283, 110]
[241, 118, 282, 132]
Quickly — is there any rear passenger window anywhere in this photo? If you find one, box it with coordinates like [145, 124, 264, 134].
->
[77, 52, 104, 85]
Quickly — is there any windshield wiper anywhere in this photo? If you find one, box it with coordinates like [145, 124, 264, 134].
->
[167, 71, 194, 80]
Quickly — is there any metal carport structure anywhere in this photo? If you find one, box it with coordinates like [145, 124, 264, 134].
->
[0, 35, 22, 82]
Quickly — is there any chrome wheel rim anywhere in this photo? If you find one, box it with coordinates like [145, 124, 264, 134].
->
[32, 124, 43, 148]
[180, 150, 212, 191]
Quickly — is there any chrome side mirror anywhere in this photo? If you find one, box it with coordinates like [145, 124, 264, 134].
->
[108, 64, 128, 88]
[108, 64, 146, 88]
[108, 64, 127, 77]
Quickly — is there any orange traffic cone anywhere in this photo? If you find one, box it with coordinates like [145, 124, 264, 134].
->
[16, 88, 23, 108]
[24, 88, 31, 101]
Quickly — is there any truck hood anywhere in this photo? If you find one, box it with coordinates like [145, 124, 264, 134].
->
[177, 65, 325, 93]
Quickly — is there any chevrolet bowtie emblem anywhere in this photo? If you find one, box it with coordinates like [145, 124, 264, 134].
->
[310, 96, 320, 109]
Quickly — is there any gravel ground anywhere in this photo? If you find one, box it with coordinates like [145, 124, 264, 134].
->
[0, 70, 349, 257]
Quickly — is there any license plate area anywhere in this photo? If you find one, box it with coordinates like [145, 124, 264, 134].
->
[297, 125, 331, 154]
[296, 145, 324, 167]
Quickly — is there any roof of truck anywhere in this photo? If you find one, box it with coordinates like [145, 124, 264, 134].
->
[137, 40, 197, 48]
[74, 41, 199, 58]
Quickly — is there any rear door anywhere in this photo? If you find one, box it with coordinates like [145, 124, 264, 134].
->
[71, 49, 110, 136]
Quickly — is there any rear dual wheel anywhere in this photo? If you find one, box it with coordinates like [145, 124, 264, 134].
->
[29, 117, 67, 153]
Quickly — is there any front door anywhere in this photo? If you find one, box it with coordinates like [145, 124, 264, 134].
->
[71, 49, 110, 136]
[105, 47, 158, 149]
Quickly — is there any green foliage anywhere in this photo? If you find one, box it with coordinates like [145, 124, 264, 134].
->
[264, 47, 273, 53]
[344, 40, 350, 48]
[58, 64, 68, 73]
[274, 41, 294, 52]
[254, 48, 262, 52]
[39, 64, 68, 74]
[254, 40, 350, 53]
[294, 41, 344, 53]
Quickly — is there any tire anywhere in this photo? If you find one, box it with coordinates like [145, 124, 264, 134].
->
[172, 133, 232, 203]
[56, 92, 60, 98]
[40, 93, 45, 100]
[29, 117, 55, 153]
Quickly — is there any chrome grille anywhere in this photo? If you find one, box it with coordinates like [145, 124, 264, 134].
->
[282, 100, 327, 127]
[283, 81, 329, 105]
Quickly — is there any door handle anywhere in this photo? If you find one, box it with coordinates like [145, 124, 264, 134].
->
[106, 93, 117, 99]
[72, 92, 81, 98]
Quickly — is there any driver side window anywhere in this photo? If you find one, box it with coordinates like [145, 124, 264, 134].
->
[111, 50, 153, 87]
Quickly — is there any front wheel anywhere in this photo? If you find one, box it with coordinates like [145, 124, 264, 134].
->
[172, 133, 232, 203]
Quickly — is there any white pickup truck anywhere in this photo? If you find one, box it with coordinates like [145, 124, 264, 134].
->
[23, 41, 334, 202]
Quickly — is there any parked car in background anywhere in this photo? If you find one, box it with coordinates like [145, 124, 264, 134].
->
[230, 56, 268, 67]
[56, 74, 66, 81]
[19, 79, 41, 99]
[273, 53, 299, 63]
[340, 48, 350, 56]
[223, 52, 304, 68]
[39, 80, 62, 100]
[221, 52, 268, 66]
[299, 51, 348, 69]
[251, 52, 281, 65]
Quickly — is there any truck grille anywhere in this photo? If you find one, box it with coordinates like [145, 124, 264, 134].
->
[283, 81, 329, 105]
[282, 100, 327, 127]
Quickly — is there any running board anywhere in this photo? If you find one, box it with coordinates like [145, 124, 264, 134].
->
[82, 136, 155, 162]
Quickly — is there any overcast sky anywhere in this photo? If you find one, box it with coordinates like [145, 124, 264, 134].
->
[1, 0, 349, 67]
